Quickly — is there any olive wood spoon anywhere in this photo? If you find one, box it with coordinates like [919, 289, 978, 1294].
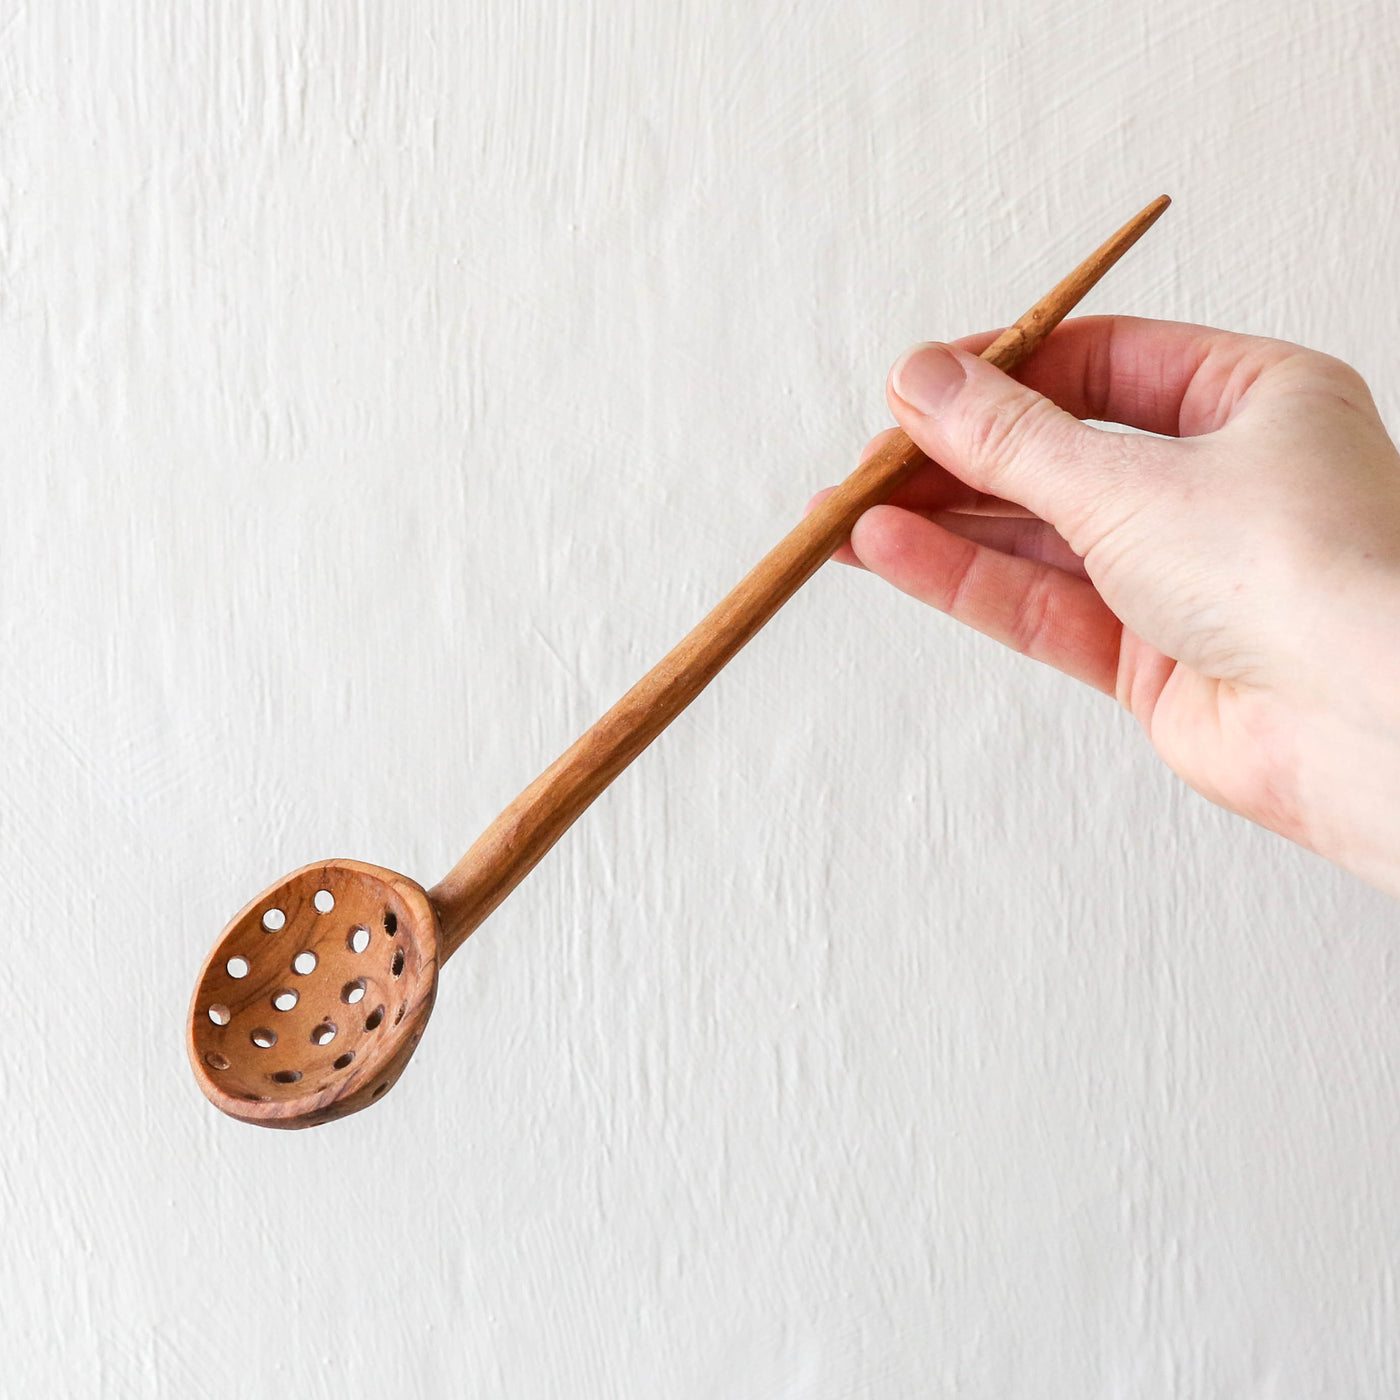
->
[188, 195, 1171, 1127]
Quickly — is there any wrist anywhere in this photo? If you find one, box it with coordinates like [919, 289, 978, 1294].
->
[1294, 575, 1400, 896]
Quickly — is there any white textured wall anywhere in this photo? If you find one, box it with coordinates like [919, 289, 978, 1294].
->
[4, 2, 1399, 1396]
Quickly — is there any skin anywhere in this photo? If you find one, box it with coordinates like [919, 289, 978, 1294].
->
[809, 315, 1400, 898]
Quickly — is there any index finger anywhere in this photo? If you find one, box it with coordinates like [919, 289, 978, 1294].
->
[948, 315, 1298, 438]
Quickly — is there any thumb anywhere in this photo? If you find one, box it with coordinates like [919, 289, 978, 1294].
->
[887, 341, 1129, 540]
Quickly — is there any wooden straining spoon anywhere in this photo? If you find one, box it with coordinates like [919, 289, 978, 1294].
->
[188, 196, 1171, 1128]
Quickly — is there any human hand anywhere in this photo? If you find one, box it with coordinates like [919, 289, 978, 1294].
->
[812, 315, 1400, 896]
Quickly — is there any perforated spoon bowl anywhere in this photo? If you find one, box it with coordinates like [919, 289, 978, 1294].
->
[188, 196, 1171, 1128]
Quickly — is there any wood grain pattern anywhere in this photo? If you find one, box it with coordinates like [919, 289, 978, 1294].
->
[187, 860, 439, 1127]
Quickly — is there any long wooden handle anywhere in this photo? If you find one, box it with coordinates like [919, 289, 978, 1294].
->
[430, 195, 1171, 957]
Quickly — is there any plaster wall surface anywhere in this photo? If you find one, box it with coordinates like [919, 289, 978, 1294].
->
[3, 2, 1399, 1395]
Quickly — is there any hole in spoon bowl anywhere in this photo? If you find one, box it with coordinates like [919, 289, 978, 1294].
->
[226, 956, 250, 979]
[208, 1004, 231, 1027]
[271, 1069, 302, 1084]
[190, 858, 443, 1125]
[314, 889, 335, 913]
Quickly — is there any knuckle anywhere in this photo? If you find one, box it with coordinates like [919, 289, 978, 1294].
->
[1309, 353, 1374, 407]
[1302, 348, 1364, 384]
[1009, 569, 1058, 658]
[962, 394, 1061, 482]
[1272, 349, 1376, 415]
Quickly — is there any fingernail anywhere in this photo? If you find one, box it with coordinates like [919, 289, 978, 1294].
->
[891, 343, 966, 417]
